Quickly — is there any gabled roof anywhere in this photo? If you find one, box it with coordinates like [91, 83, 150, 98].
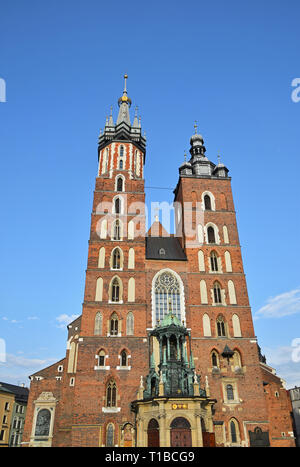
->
[146, 236, 187, 261]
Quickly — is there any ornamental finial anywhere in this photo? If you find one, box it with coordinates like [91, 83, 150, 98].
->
[194, 120, 198, 134]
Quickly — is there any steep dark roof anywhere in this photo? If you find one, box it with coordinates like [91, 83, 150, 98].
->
[146, 237, 187, 261]
[0, 382, 29, 403]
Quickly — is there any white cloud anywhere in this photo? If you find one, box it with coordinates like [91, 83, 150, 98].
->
[255, 287, 300, 319]
[0, 353, 58, 386]
[56, 314, 79, 329]
[27, 316, 39, 320]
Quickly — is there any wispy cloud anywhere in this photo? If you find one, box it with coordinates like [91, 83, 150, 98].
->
[255, 287, 300, 320]
[0, 354, 58, 386]
[56, 314, 79, 329]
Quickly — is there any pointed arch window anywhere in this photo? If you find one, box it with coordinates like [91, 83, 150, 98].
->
[154, 271, 182, 324]
[110, 313, 119, 336]
[210, 251, 219, 272]
[213, 282, 222, 304]
[98, 349, 106, 367]
[111, 278, 120, 302]
[211, 350, 219, 368]
[112, 248, 121, 270]
[229, 419, 240, 444]
[106, 380, 117, 408]
[120, 350, 127, 367]
[114, 197, 121, 214]
[119, 146, 124, 170]
[226, 384, 234, 400]
[113, 220, 121, 240]
[207, 226, 216, 244]
[217, 315, 226, 337]
[106, 423, 114, 447]
[116, 177, 124, 192]
[204, 194, 212, 210]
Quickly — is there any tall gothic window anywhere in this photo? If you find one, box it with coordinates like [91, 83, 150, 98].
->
[204, 194, 212, 210]
[111, 278, 120, 302]
[98, 349, 105, 367]
[213, 282, 222, 304]
[120, 350, 127, 367]
[210, 251, 219, 272]
[113, 220, 121, 240]
[119, 146, 124, 169]
[207, 226, 216, 244]
[114, 197, 121, 214]
[116, 177, 123, 192]
[112, 248, 121, 269]
[106, 423, 114, 447]
[217, 315, 226, 337]
[154, 271, 182, 324]
[106, 381, 117, 407]
[230, 420, 238, 444]
[226, 384, 234, 400]
[110, 313, 119, 336]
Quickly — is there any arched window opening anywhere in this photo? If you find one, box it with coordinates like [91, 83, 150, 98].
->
[113, 220, 121, 241]
[204, 194, 212, 210]
[121, 350, 127, 367]
[98, 349, 105, 367]
[230, 421, 237, 443]
[110, 313, 119, 336]
[111, 278, 120, 302]
[207, 226, 216, 244]
[211, 351, 219, 367]
[210, 251, 219, 272]
[106, 380, 117, 407]
[117, 177, 123, 192]
[106, 423, 114, 447]
[112, 248, 121, 269]
[226, 384, 234, 400]
[115, 197, 121, 214]
[217, 315, 226, 337]
[154, 271, 182, 324]
[213, 282, 222, 304]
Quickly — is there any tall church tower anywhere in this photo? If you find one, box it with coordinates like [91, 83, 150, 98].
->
[22, 78, 295, 448]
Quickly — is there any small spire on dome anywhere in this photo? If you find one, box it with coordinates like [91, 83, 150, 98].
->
[194, 120, 198, 134]
[124, 73, 128, 93]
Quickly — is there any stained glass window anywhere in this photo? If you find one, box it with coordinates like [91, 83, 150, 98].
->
[154, 272, 181, 324]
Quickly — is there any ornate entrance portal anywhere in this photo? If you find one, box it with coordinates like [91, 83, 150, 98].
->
[170, 417, 192, 447]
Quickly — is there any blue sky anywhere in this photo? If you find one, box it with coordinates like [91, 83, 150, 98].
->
[0, 0, 300, 388]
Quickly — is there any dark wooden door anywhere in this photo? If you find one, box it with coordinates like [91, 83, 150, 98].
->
[171, 428, 192, 447]
[148, 428, 160, 447]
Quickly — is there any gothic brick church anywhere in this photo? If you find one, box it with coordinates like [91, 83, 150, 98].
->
[22, 76, 295, 447]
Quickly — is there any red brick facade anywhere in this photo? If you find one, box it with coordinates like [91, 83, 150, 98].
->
[22, 83, 295, 447]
